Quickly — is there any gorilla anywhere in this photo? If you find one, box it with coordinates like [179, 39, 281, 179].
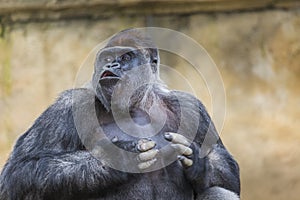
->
[0, 29, 240, 200]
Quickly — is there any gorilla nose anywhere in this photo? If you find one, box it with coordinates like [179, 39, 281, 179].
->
[106, 63, 120, 69]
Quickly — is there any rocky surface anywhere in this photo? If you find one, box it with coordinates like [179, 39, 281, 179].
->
[0, 0, 300, 22]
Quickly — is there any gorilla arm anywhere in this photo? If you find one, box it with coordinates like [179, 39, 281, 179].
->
[169, 91, 240, 198]
[136, 90, 240, 199]
[165, 133, 240, 199]
[0, 89, 129, 199]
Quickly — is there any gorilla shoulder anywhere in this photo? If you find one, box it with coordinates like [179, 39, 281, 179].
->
[53, 88, 96, 109]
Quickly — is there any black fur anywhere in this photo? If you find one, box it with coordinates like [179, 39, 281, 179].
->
[0, 29, 240, 200]
[0, 88, 240, 200]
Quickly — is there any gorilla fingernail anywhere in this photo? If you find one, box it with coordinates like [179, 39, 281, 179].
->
[111, 136, 119, 143]
[164, 133, 172, 140]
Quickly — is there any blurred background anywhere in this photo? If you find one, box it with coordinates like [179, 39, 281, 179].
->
[0, 0, 300, 199]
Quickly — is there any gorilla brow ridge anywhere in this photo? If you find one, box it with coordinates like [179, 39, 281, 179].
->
[106, 29, 157, 50]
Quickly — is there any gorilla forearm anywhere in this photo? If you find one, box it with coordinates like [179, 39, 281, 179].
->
[207, 145, 240, 194]
[0, 90, 129, 199]
[196, 186, 240, 200]
[1, 151, 129, 199]
[192, 144, 240, 197]
[166, 91, 240, 196]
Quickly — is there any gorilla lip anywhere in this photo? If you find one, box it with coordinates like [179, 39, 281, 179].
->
[100, 70, 120, 79]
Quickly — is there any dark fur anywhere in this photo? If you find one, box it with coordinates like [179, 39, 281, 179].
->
[0, 29, 240, 200]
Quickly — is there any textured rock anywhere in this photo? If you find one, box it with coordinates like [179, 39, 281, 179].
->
[0, 0, 300, 22]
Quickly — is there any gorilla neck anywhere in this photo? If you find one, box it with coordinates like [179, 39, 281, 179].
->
[124, 83, 165, 111]
[129, 107, 151, 126]
[101, 83, 167, 117]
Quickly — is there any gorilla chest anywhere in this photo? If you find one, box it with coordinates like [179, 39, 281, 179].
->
[99, 113, 175, 149]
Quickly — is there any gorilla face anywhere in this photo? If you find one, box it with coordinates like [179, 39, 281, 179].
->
[97, 47, 150, 79]
[92, 46, 153, 109]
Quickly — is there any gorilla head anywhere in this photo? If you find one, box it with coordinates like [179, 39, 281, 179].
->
[92, 29, 160, 110]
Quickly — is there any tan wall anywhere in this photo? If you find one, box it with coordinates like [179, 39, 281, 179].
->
[1, 1, 300, 200]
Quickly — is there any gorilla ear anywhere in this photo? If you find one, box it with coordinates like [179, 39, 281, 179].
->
[151, 59, 158, 74]
[149, 48, 159, 74]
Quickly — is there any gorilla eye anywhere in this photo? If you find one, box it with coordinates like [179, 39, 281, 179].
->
[121, 54, 131, 62]
[103, 56, 114, 63]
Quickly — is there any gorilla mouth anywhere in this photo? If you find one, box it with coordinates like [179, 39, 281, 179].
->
[100, 71, 120, 79]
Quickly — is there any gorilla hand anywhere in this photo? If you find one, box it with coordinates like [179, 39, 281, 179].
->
[164, 132, 205, 181]
[136, 139, 158, 170]
[111, 136, 137, 152]
[164, 132, 193, 167]
[92, 137, 137, 169]
[109, 137, 159, 171]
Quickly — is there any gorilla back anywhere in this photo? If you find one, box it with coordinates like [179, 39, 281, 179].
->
[0, 29, 240, 200]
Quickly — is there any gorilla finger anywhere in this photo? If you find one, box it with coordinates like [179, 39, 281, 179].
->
[138, 158, 157, 170]
[171, 144, 193, 156]
[138, 140, 156, 152]
[178, 155, 193, 167]
[138, 149, 159, 161]
[164, 132, 191, 147]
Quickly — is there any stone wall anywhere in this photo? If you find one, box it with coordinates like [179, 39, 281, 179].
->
[1, 1, 300, 200]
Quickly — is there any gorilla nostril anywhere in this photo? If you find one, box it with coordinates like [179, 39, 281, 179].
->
[111, 63, 120, 69]
[104, 63, 112, 68]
